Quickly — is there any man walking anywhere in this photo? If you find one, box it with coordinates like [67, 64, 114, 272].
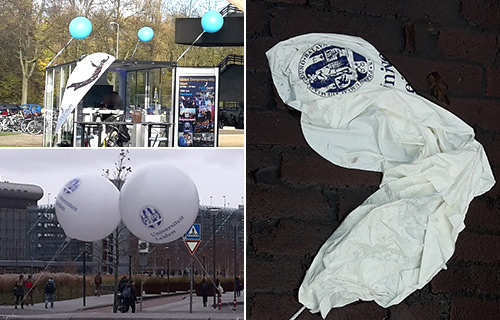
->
[44, 278, 56, 308]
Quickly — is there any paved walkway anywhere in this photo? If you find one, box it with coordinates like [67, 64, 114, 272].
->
[0, 291, 244, 320]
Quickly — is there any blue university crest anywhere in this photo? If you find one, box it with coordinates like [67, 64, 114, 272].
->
[298, 44, 374, 97]
[140, 206, 163, 229]
[63, 178, 81, 194]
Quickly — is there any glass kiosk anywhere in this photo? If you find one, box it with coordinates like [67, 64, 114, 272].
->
[43, 60, 176, 147]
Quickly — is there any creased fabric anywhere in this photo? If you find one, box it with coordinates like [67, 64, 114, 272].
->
[266, 33, 495, 318]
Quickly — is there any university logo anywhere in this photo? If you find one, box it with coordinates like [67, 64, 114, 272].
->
[298, 44, 374, 97]
[63, 178, 81, 194]
[140, 206, 163, 229]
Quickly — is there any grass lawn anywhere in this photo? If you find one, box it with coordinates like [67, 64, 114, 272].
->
[0, 132, 20, 136]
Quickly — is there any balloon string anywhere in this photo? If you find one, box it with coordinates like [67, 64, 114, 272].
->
[176, 31, 205, 63]
[289, 306, 306, 320]
[46, 37, 74, 68]
[130, 40, 140, 59]
[13, 237, 71, 313]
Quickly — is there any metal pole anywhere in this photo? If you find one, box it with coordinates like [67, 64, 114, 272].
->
[167, 259, 170, 293]
[233, 225, 237, 310]
[189, 259, 194, 313]
[128, 255, 132, 280]
[83, 249, 86, 307]
[213, 212, 216, 308]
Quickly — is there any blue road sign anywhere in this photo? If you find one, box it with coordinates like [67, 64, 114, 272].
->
[185, 223, 201, 240]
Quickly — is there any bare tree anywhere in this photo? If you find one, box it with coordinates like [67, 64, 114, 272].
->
[102, 149, 132, 313]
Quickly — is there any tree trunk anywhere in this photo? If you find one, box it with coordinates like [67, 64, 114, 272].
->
[21, 71, 29, 104]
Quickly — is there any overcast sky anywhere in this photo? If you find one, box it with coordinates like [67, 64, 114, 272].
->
[0, 148, 244, 208]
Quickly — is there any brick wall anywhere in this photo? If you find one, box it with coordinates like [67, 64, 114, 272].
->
[246, 1, 500, 319]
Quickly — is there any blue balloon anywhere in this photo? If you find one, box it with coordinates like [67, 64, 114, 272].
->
[138, 27, 154, 42]
[201, 11, 224, 33]
[69, 17, 92, 39]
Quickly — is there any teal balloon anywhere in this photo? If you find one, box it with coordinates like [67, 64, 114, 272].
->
[201, 11, 224, 33]
[69, 17, 92, 39]
[138, 27, 154, 42]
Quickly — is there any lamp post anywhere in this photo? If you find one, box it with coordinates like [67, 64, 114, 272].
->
[128, 254, 132, 280]
[231, 215, 240, 310]
[110, 22, 119, 58]
[210, 208, 219, 308]
[223, 196, 226, 207]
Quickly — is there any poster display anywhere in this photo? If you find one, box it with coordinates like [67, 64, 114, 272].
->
[175, 68, 218, 147]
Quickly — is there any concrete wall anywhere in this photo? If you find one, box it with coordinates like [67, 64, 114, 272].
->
[247, 1, 500, 319]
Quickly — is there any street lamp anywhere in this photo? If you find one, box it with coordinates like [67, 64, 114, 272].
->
[110, 22, 119, 58]
[223, 196, 226, 207]
[209, 208, 219, 308]
[231, 214, 240, 310]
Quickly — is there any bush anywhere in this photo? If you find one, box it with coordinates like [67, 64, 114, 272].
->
[0, 272, 94, 306]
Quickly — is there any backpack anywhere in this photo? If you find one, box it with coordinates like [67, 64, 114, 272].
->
[122, 286, 132, 299]
[45, 281, 55, 293]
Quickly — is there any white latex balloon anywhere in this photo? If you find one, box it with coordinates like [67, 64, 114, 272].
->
[119, 164, 199, 243]
[55, 174, 121, 242]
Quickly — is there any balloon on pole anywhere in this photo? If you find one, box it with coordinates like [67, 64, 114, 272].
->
[69, 17, 93, 39]
[201, 11, 224, 33]
[138, 27, 154, 42]
[119, 164, 199, 244]
[54, 175, 121, 242]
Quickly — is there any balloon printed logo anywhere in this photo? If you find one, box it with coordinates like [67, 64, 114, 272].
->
[63, 178, 81, 195]
[140, 206, 163, 229]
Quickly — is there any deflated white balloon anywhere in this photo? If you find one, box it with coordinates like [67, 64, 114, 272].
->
[55, 175, 121, 242]
[119, 164, 199, 243]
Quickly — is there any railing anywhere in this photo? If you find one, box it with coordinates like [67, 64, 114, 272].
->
[217, 54, 244, 73]
[219, 4, 242, 17]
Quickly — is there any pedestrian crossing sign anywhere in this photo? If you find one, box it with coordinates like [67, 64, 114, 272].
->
[185, 223, 201, 240]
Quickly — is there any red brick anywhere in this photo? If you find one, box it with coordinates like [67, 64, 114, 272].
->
[269, 8, 402, 55]
[252, 220, 334, 256]
[338, 188, 376, 221]
[330, 0, 459, 25]
[475, 131, 500, 166]
[486, 66, 500, 97]
[280, 152, 382, 187]
[388, 55, 484, 95]
[247, 37, 280, 71]
[250, 294, 307, 320]
[465, 199, 500, 232]
[446, 98, 500, 131]
[247, 184, 334, 222]
[461, 0, 500, 29]
[450, 297, 500, 320]
[246, 146, 279, 177]
[438, 28, 498, 63]
[389, 301, 443, 320]
[432, 264, 500, 295]
[246, 71, 276, 108]
[246, 2, 272, 36]
[246, 256, 305, 292]
[251, 294, 388, 320]
[452, 232, 500, 263]
[247, 111, 308, 147]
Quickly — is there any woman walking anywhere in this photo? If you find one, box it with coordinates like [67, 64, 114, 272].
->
[13, 274, 25, 309]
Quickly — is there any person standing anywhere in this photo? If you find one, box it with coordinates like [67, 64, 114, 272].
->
[235, 276, 242, 297]
[25, 275, 34, 306]
[94, 272, 102, 297]
[44, 278, 56, 308]
[13, 274, 25, 309]
[121, 280, 137, 313]
[200, 278, 209, 307]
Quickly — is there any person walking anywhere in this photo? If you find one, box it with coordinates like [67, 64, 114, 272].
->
[200, 278, 209, 307]
[44, 278, 56, 308]
[13, 274, 25, 309]
[235, 276, 242, 297]
[25, 275, 34, 306]
[94, 272, 102, 297]
[121, 280, 137, 313]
